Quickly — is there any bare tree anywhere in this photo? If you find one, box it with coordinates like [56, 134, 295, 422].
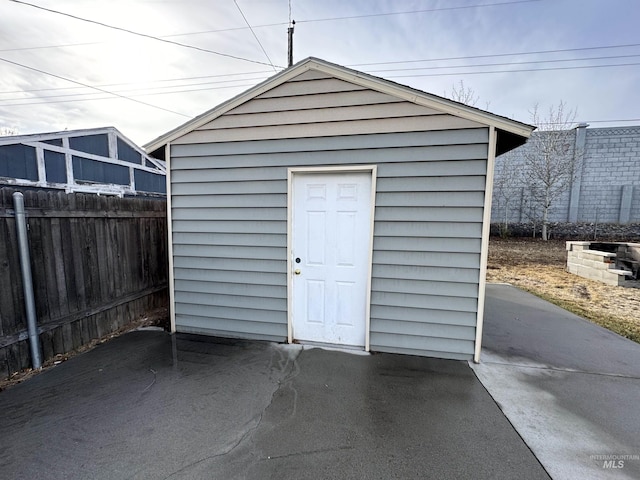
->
[523, 101, 580, 240]
[444, 80, 490, 109]
[445, 80, 479, 106]
[493, 149, 522, 236]
[0, 126, 19, 136]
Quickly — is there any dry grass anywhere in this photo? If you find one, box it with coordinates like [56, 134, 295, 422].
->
[487, 238, 640, 343]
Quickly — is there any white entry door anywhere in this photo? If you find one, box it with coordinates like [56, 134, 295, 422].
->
[291, 171, 373, 347]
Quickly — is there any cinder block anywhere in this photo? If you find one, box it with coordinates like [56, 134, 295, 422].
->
[608, 269, 633, 277]
[566, 241, 590, 251]
[577, 266, 600, 279]
[582, 250, 616, 262]
[601, 277, 620, 287]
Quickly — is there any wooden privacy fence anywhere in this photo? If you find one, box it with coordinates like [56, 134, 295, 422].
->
[0, 187, 168, 379]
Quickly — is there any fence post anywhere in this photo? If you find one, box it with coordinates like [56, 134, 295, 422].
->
[568, 123, 588, 222]
[12, 192, 42, 370]
[619, 185, 633, 224]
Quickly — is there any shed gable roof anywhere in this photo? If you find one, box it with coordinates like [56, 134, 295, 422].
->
[144, 57, 534, 156]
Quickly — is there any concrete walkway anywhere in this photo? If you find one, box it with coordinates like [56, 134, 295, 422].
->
[472, 283, 640, 480]
[0, 329, 548, 479]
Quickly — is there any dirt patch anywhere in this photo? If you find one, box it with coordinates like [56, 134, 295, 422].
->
[487, 238, 640, 343]
[0, 308, 169, 392]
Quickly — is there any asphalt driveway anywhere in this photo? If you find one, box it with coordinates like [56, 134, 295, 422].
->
[0, 329, 548, 479]
[473, 283, 640, 479]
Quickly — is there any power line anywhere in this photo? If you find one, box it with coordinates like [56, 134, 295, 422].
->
[349, 43, 640, 68]
[233, 0, 278, 72]
[4, 0, 540, 55]
[365, 53, 640, 74]
[384, 61, 640, 78]
[3, 60, 639, 108]
[0, 56, 190, 117]
[0, 82, 259, 107]
[6, 53, 635, 102]
[0, 70, 274, 95]
[0, 76, 270, 102]
[296, 0, 540, 24]
[0, 40, 103, 53]
[9, 0, 284, 68]
[579, 119, 640, 124]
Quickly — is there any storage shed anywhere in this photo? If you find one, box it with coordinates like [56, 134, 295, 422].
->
[145, 57, 534, 362]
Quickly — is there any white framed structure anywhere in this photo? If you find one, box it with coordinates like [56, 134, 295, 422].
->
[0, 127, 166, 197]
[146, 57, 534, 362]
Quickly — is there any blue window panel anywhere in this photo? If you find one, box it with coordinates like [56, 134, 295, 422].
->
[44, 150, 66, 183]
[134, 170, 166, 193]
[0, 144, 38, 180]
[69, 134, 109, 157]
[43, 138, 63, 147]
[117, 137, 142, 164]
[145, 158, 160, 169]
[73, 156, 129, 185]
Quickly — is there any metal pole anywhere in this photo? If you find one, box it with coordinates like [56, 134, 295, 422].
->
[287, 22, 295, 67]
[12, 192, 42, 369]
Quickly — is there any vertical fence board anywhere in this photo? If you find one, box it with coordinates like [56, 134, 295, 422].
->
[60, 217, 78, 314]
[51, 217, 70, 319]
[0, 187, 168, 379]
[0, 221, 15, 337]
[71, 319, 82, 351]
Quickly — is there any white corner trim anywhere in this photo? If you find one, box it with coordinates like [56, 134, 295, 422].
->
[365, 165, 377, 352]
[165, 143, 176, 334]
[474, 126, 497, 363]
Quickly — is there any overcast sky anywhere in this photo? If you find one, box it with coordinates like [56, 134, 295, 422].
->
[1, 0, 639, 146]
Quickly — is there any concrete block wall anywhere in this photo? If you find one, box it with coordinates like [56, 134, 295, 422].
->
[492, 125, 640, 225]
[578, 128, 640, 223]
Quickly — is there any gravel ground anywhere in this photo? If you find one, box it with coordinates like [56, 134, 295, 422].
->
[487, 238, 640, 343]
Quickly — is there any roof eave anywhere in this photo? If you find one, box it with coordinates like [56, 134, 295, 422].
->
[144, 57, 535, 155]
[144, 63, 314, 154]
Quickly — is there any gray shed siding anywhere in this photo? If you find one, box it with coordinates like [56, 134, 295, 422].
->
[169, 71, 489, 360]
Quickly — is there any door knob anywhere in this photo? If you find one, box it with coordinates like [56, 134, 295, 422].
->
[294, 269, 301, 275]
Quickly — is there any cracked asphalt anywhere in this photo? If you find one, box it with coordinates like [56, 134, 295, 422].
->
[0, 329, 548, 479]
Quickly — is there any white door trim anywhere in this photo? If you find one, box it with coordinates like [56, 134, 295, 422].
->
[287, 165, 377, 351]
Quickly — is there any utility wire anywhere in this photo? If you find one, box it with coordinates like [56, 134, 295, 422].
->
[296, 0, 540, 24]
[9, 0, 284, 68]
[5, 0, 539, 54]
[574, 118, 640, 124]
[0, 70, 274, 94]
[3, 60, 639, 108]
[5, 53, 637, 101]
[384, 61, 640, 78]
[350, 43, 640, 67]
[233, 0, 278, 72]
[0, 56, 190, 117]
[0, 83, 258, 107]
[365, 53, 640, 73]
[0, 76, 270, 102]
